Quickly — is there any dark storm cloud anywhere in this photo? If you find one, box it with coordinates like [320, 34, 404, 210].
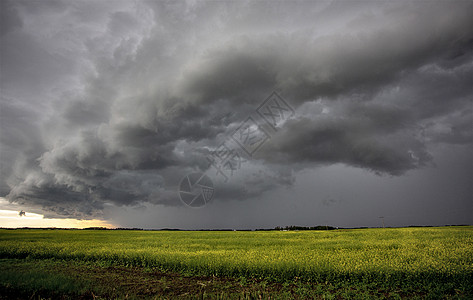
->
[0, 1, 22, 36]
[260, 114, 431, 175]
[0, 0, 472, 218]
[178, 3, 473, 105]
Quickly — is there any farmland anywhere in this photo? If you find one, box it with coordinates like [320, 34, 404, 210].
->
[0, 226, 472, 299]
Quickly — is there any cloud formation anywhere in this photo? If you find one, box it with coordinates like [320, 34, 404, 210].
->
[1, 0, 472, 218]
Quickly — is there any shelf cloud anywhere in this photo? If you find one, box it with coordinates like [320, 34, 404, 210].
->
[1, 0, 472, 224]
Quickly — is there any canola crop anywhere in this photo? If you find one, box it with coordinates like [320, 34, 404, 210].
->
[0, 227, 472, 286]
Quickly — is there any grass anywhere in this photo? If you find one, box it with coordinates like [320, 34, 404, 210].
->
[0, 226, 472, 298]
[0, 258, 392, 299]
[0, 258, 95, 299]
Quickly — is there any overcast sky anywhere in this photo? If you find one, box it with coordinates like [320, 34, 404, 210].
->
[1, 0, 472, 229]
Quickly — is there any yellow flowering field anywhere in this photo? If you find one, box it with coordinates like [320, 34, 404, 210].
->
[1, 227, 472, 285]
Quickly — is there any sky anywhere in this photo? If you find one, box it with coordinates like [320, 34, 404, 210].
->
[0, 0, 472, 229]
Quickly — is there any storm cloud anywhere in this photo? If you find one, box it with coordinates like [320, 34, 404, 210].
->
[0, 0, 472, 222]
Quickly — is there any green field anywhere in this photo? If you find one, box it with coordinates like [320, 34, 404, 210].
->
[0, 227, 472, 299]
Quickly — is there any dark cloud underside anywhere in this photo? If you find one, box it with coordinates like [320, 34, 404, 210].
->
[0, 0, 471, 220]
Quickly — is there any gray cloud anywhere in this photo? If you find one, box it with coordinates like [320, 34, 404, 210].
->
[0, 1, 22, 36]
[0, 0, 471, 221]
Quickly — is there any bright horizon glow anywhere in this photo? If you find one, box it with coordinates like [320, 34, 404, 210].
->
[0, 209, 115, 228]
